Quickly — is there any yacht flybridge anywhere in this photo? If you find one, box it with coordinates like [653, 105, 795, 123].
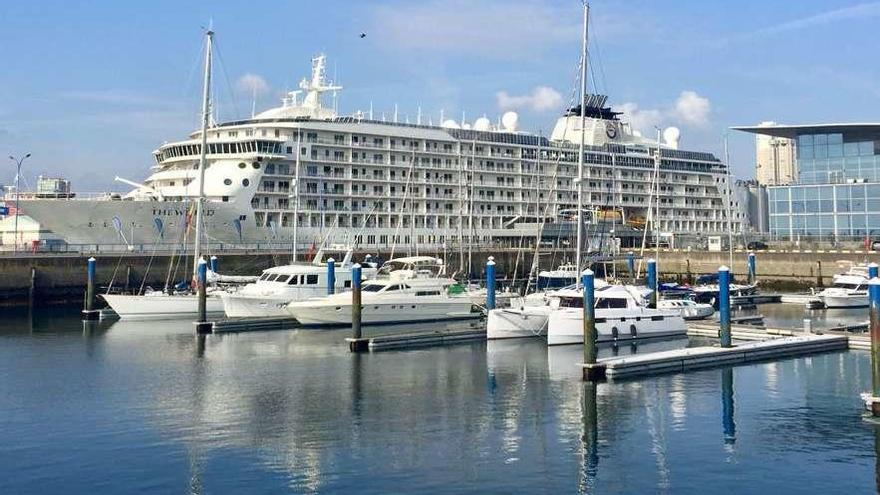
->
[4, 10, 740, 255]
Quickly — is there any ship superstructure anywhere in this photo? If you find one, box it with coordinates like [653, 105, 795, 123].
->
[3, 54, 739, 252]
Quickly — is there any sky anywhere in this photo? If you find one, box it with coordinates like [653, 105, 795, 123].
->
[2, 0, 880, 191]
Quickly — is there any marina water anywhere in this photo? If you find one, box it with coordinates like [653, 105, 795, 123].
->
[1, 305, 878, 494]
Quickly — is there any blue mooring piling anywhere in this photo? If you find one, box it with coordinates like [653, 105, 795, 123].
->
[327, 258, 336, 295]
[747, 252, 756, 285]
[647, 258, 657, 308]
[194, 258, 212, 334]
[210, 255, 218, 273]
[581, 269, 602, 381]
[868, 277, 880, 415]
[870, 263, 879, 280]
[486, 256, 496, 311]
[719, 265, 732, 348]
[81, 257, 100, 320]
[351, 263, 363, 342]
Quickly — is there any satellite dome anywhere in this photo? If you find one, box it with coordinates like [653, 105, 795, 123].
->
[474, 117, 491, 131]
[663, 127, 681, 149]
[441, 119, 461, 129]
[501, 111, 519, 132]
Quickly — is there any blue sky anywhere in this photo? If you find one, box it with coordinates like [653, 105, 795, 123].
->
[1, 0, 879, 190]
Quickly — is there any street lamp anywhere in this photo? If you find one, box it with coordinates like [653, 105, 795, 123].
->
[8, 153, 31, 252]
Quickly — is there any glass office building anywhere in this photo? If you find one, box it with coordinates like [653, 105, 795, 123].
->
[733, 124, 880, 239]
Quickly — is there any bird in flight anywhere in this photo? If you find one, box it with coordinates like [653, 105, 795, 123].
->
[360, 33, 367, 38]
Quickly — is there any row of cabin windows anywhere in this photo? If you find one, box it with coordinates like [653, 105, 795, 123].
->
[558, 297, 628, 309]
[258, 273, 321, 285]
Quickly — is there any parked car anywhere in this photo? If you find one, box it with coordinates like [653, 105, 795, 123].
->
[747, 240, 768, 250]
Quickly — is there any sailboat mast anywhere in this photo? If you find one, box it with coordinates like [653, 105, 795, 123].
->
[724, 134, 734, 269]
[193, 29, 213, 277]
[576, 1, 589, 280]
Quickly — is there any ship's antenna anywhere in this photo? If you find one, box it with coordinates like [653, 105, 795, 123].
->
[461, 110, 466, 126]
[369, 100, 374, 120]
[440, 108, 445, 123]
[394, 104, 399, 123]
[417, 105, 422, 125]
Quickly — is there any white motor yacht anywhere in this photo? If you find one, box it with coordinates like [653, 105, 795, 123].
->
[817, 265, 869, 308]
[546, 285, 686, 345]
[220, 249, 377, 317]
[285, 256, 478, 326]
[657, 298, 714, 320]
[486, 281, 608, 340]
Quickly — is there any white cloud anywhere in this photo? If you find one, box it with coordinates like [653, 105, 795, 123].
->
[673, 91, 710, 127]
[235, 73, 269, 95]
[754, 2, 880, 37]
[369, 0, 579, 58]
[615, 90, 712, 134]
[496, 86, 562, 113]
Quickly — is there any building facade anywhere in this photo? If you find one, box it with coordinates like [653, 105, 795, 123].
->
[754, 121, 795, 185]
[734, 123, 880, 240]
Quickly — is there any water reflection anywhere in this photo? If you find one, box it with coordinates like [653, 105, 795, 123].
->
[1, 313, 877, 493]
[580, 382, 598, 494]
[722, 368, 736, 449]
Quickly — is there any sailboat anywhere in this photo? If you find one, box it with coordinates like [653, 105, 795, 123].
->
[102, 30, 227, 321]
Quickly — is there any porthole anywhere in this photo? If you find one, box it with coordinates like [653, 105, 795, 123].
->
[242, 178, 250, 187]
[223, 178, 232, 186]
[238, 162, 246, 169]
[252, 162, 261, 169]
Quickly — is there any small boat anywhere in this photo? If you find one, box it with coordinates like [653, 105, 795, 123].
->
[285, 256, 478, 326]
[816, 265, 869, 309]
[546, 285, 687, 345]
[657, 298, 714, 320]
[221, 249, 377, 317]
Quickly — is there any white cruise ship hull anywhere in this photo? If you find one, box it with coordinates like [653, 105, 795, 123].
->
[486, 306, 552, 339]
[546, 308, 687, 346]
[102, 293, 226, 320]
[288, 296, 478, 326]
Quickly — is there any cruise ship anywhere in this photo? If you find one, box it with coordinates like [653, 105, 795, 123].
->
[2, 47, 738, 254]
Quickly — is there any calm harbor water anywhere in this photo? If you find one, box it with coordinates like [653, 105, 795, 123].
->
[1, 304, 879, 494]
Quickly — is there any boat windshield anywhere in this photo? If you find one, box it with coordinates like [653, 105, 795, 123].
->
[834, 282, 862, 290]
[596, 298, 628, 309]
[362, 284, 385, 292]
[558, 296, 583, 308]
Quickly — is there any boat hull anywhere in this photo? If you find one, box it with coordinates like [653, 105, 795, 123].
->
[486, 306, 552, 339]
[821, 293, 867, 309]
[546, 308, 687, 346]
[287, 297, 478, 326]
[102, 293, 225, 320]
[221, 293, 292, 318]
